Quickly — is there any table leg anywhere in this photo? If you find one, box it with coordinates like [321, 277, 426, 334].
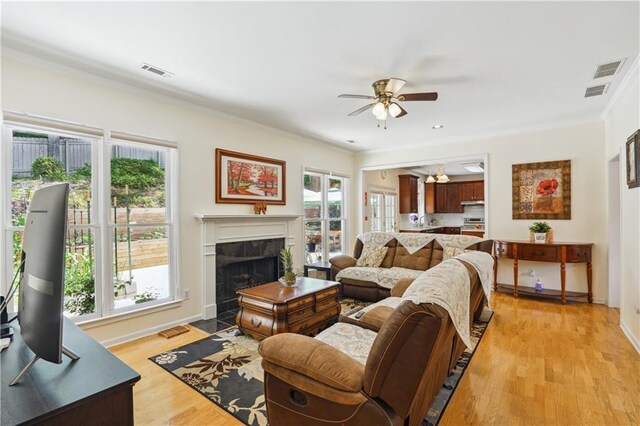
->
[560, 262, 566, 305]
[493, 255, 498, 291]
[587, 261, 593, 303]
[513, 259, 518, 298]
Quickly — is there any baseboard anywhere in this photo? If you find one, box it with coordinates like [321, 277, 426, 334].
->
[620, 319, 640, 355]
[100, 314, 202, 348]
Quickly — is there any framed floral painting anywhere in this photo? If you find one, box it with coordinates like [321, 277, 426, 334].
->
[626, 130, 639, 189]
[512, 160, 571, 219]
[215, 149, 286, 204]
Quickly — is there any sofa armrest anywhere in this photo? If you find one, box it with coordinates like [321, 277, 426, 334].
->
[390, 277, 415, 297]
[329, 255, 357, 271]
[259, 333, 364, 392]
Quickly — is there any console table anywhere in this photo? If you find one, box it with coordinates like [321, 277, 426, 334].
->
[1, 317, 140, 425]
[493, 240, 593, 304]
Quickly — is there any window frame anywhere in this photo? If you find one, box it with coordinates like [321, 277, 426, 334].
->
[303, 168, 349, 262]
[368, 187, 397, 232]
[1, 118, 179, 323]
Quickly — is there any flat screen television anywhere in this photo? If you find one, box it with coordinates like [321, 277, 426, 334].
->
[10, 183, 79, 386]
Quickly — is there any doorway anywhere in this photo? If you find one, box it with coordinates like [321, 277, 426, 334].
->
[607, 154, 621, 308]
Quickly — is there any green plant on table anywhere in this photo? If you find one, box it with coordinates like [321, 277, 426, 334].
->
[529, 221, 552, 233]
[280, 247, 296, 285]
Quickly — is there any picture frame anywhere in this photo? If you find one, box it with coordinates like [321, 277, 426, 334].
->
[215, 148, 286, 204]
[512, 159, 571, 220]
[626, 130, 639, 189]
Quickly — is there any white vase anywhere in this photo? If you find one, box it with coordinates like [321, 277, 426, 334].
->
[534, 233, 547, 244]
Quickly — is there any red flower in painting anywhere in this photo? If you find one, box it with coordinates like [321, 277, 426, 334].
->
[536, 178, 559, 196]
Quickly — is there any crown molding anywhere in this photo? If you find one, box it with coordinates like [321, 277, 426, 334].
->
[601, 54, 640, 120]
[1, 37, 357, 156]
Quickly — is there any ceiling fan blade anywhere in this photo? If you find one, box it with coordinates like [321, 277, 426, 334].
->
[348, 103, 375, 116]
[395, 104, 408, 118]
[338, 94, 376, 99]
[385, 78, 406, 95]
[398, 92, 438, 101]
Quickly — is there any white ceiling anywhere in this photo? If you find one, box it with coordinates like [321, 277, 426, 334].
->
[2, 2, 638, 152]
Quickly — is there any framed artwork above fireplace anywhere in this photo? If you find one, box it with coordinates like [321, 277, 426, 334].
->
[215, 148, 286, 204]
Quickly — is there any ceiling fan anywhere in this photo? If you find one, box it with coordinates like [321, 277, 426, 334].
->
[338, 78, 438, 125]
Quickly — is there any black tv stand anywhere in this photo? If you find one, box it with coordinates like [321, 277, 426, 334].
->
[9, 344, 79, 386]
[1, 317, 140, 425]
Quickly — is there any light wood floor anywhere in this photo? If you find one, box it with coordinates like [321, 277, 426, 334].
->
[110, 293, 640, 425]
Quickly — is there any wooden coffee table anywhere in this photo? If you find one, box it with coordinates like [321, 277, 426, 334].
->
[236, 277, 341, 340]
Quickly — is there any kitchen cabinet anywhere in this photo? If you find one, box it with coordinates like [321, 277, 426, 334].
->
[446, 183, 463, 214]
[424, 182, 435, 214]
[435, 184, 448, 213]
[398, 174, 419, 213]
[461, 181, 484, 201]
[444, 227, 461, 235]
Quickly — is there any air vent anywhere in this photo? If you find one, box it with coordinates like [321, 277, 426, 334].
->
[140, 63, 174, 77]
[593, 59, 625, 79]
[584, 84, 608, 98]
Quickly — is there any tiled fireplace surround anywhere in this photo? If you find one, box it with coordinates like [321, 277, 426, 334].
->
[195, 214, 301, 319]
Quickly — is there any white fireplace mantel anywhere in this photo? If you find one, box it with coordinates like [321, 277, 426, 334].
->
[195, 213, 302, 319]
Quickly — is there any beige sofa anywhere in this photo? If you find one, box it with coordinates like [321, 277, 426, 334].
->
[330, 234, 494, 301]
[259, 259, 489, 426]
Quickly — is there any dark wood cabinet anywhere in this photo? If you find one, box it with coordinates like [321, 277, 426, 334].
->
[446, 183, 463, 213]
[399, 174, 419, 213]
[424, 182, 435, 214]
[461, 180, 484, 201]
[435, 184, 447, 213]
[444, 227, 461, 235]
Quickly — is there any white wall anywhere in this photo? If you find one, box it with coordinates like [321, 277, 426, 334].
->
[1, 56, 356, 344]
[357, 123, 608, 301]
[604, 64, 640, 352]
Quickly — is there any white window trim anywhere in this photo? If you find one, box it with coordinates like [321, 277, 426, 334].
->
[302, 167, 350, 262]
[367, 185, 397, 233]
[1, 117, 180, 324]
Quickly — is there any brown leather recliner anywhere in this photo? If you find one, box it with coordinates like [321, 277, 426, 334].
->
[258, 300, 464, 426]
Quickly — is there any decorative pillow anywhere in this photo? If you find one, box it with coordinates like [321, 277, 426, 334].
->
[443, 246, 468, 260]
[356, 244, 388, 267]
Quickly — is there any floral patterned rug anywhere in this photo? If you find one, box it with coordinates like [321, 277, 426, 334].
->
[149, 300, 492, 426]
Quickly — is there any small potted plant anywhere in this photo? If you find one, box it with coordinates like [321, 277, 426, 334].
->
[279, 247, 299, 287]
[529, 221, 552, 244]
[306, 234, 321, 253]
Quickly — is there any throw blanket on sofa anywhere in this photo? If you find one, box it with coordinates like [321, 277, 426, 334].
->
[402, 259, 473, 348]
[335, 266, 425, 289]
[456, 251, 495, 308]
[358, 232, 485, 255]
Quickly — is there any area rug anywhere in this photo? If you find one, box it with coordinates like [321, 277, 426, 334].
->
[150, 303, 492, 426]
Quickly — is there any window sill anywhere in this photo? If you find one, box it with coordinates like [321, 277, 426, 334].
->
[78, 299, 183, 330]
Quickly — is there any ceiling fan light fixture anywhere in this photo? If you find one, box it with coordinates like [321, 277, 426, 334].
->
[388, 102, 402, 118]
[375, 108, 388, 120]
[372, 101, 386, 116]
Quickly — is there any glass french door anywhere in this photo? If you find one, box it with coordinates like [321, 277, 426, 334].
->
[303, 171, 348, 263]
[370, 191, 396, 232]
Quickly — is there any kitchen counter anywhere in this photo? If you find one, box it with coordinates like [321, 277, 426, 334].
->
[398, 226, 462, 235]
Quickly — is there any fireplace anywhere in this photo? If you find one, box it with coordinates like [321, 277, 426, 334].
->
[215, 238, 284, 313]
[195, 213, 301, 320]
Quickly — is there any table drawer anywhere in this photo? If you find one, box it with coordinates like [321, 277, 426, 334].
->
[238, 309, 274, 337]
[315, 296, 338, 312]
[521, 245, 559, 262]
[289, 306, 340, 333]
[568, 246, 591, 262]
[287, 295, 314, 311]
[494, 242, 512, 258]
[288, 305, 314, 323]
[316, 286, 339, 301]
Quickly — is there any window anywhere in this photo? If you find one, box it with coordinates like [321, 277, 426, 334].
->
[369, 190, 396, 232]
[2, 117, 178, 322]
[303, 171, 348, 262]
